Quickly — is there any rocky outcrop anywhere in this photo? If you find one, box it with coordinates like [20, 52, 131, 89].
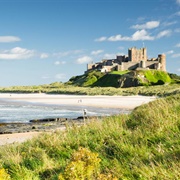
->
[118, 73, 140, 88]
[0, 116, 102, 134]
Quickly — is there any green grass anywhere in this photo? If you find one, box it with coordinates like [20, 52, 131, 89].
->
[67, 70, 104, 87]
[0, 83, 179, 97]
[143, 70, 172, 85]
[92, 74, 121, 87]
[0, 93, 179, 179]
[110, 70, 130, 75]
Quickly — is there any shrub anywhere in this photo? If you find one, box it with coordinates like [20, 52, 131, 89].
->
[58, 147, 100, 180]
[58, 147, 117, 180]
[0, 168, 10, 180]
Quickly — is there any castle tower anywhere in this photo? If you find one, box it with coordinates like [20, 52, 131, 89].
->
[128, 47, 147, 62]
[158, 54, 166, 71]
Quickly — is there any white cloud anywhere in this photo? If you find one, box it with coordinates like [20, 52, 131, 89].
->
[91, 50, 104, 55]
[108, 34, 130, 41]
[132, 29, 154, 40]
[166, 50, 174, 54]
[131, 21, 160, 29]
[176, 0, 180, 5]
[76, 56, 93, 64]
[54, 61, 66, 65]
[156, 30, 172, 38]
[0, 47, 35, 60]
[55, 73, 66, 79]
[95, 36, 107, 42]
[177, 68, 180, 72]
[40, 53, 49, 59]
[107, 30, 154, 41]
[0, 36, 21, 43]
[175, 43, 180, 47]
[172, 53, 180, 58]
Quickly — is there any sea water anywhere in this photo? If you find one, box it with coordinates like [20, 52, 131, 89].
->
[0, 100, 129, 123]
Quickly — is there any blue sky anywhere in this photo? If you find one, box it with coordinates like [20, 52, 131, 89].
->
[0, 0, 180, 86]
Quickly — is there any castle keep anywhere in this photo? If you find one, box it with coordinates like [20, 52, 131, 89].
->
[87, 47, 166, 73]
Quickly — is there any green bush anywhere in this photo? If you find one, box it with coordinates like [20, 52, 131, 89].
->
[0, 168, 10, 180]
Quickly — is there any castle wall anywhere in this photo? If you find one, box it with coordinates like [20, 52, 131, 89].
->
[119, 62, 139, 71]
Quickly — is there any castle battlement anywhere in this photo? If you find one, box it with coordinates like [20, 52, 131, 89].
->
[86, 47, 166, 73]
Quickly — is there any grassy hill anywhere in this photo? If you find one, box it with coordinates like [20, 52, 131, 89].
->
[0, 93, 179, 179]
[67, 70, 172, 88]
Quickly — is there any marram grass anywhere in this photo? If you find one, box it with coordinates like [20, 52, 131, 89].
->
[0, 94, 179, 179]
[0, 82, 180, 97]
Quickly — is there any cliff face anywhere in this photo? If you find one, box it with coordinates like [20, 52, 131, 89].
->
[118, 74, 140, 88]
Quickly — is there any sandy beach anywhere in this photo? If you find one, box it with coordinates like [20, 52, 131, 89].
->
[0, 93, 156, 145]
[0, 93, 156, 109]
[0, 132, 40, 146]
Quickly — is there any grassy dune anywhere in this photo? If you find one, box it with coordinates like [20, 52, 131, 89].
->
[0, 93, 179, 179]
[0, 83, 180, 97]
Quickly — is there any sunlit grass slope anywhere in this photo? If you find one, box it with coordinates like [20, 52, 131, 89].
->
[0, 93, 179, 179]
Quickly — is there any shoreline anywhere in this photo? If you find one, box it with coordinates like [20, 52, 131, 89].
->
[0, 93, 156, 146]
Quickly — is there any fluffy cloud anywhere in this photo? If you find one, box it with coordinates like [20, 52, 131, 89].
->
[91, 50, 104, 55]
[76, 56, 93, 64]
[0, 36, 21, 43]
[132, 29, 154, 40]
[108, 34, 130, 41]
[98, 29, 154, 42]
[40, 53, 49, 59]
[131, 21, 160, 29]
[96, 28, 173, 41]
[0, 47, 35, 60]
[156, 30, 172, 38]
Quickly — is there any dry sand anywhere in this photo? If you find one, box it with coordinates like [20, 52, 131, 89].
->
[0, 132, 40, 146]
[0, 93, 156, 109]
[0, 93, 156, 146]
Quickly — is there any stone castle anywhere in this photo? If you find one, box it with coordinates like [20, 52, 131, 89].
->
[87, 47, 166, 73]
